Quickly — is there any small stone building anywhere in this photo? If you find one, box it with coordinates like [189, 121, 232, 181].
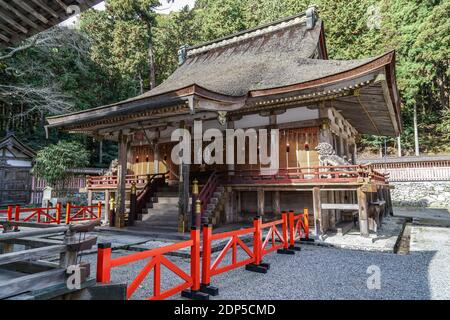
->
[0, 134, 36, 206]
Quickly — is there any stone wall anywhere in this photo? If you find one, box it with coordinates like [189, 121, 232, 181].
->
[391, 181, 450, 208]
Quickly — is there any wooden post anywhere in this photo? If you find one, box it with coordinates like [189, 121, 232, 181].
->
[357, 187, 370, 237]
[312, 187, 322, 238]
[257, 189, 264, 216]
[116, 131, 129, 228]
[272, 191, 281, 216]
[87, 190, 93, 206]
[56, 203, 61, 224]
[65, 202, 71, 224]
[104, 190, 110, 225]
[191, 179, 199, 228]
[128, 182, 137, 226]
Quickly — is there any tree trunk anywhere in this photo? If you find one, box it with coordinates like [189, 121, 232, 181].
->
[148, 42, 156, 89]
[413, 104, 419, 156]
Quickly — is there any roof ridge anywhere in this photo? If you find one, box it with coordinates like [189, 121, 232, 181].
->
[186, 11, 310, 58]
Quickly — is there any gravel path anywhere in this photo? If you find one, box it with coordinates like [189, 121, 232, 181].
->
[81, 225, 450, 300]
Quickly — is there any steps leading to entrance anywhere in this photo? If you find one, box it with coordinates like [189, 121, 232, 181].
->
[135, 192, 180, 232]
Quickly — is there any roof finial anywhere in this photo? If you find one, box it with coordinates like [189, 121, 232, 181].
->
[178, 45, 188, 65]
[306, 5, 317, 29]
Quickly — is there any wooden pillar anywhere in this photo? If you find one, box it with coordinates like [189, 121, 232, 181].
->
[99, 140, 103, 164]
[257, 189, 264, 216]
[104, 190, 110, 225]
[87, 190, 93, 206]
[357, 187, 370, 237]
[236, 191, 241, 222]
[227, 120, 235, 175]
[116, 131, 129, 228]
[312, 187, 322, 238]
[272, 191, 281, 216]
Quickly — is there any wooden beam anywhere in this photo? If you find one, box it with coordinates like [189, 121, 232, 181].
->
[30, 0, 59, 18]
[54, 0, 68, 10]
[257, 189, 265, 216]
[321, 203, 358, 210]
[0, 268, 65, 299]
[0, 31, 9, 42]
[12, 0, 49, 24]
[0, 226, 67, 241]
[0, 1, 40, 30]
[0, 10, 28, 33]
[0, 245, 66, 266]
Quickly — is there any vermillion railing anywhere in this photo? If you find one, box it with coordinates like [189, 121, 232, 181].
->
[87, 174, 150, 189]
[65, 202, 102, 224]
[97, 228, 202, 300]
[224, 165, 388, 185]
[14, 204, 62, 224]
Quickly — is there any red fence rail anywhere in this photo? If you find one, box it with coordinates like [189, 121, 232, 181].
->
[14, 204, 62, 224]
[97, 228, 205, 300]
[0, 203, 102, 225]
[65, 202, 102, 224]
[288, 209, 310, 249]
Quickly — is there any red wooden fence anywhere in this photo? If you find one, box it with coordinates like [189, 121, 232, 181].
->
[97, 228, 203, 300]
[0, 203, 102, 225]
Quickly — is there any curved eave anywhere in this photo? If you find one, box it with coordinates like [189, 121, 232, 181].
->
[46, 84, 246, 131]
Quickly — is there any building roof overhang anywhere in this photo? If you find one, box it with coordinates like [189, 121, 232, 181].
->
[0, 0, 102, 47]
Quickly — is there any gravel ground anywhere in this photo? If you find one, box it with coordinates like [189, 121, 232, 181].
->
[81, 225, 450, 300]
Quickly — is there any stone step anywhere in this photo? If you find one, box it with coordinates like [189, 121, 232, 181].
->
[155, 192, 179, 197]
[150, 202, 179, 210]
[150, 197, 179, 204]
[142, 208, 179, 216]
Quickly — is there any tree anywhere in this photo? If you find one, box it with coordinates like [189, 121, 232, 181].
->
[32, 141, 89, 188]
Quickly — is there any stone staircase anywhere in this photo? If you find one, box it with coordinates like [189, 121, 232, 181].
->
[133, 187, 180, 232]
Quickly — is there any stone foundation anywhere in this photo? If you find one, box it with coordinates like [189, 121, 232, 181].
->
[391, 181, 450, 208]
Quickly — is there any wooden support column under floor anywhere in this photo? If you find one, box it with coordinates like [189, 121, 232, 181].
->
[104, 190, 110, 225]
[257, 189, 265, 217]
[272, 191, 281, 216]
[313, 187, 322, 238]
[116, 131, 129, 228]
[357, 187, 370, 237]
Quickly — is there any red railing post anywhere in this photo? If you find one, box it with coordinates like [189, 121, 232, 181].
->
[201, 224, 212, 287]
[65, 202, 71, 224]
[282, 211, 288, 249]
[14, 205, 20, 221]
[56, 203, 61, 224]
[190, 227, 200, 291]
[288, 210, 294, 248]
[7, 205, 12, 221]
[96, 243, 112, 283]
[253, 217, 262, 265]
[97, 201, 102, 220]
[303, 207, 309, 240]
[197, 224, 219, 297]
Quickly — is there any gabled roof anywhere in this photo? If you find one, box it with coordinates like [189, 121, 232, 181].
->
[0, 133, 36, 159]
[0, 0, 102, 47]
